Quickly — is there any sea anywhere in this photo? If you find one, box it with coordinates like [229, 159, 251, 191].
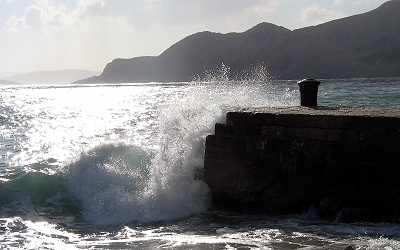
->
[1, 69, 400, 249]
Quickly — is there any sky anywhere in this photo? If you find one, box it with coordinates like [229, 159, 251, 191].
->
[0, 0, 389, 75]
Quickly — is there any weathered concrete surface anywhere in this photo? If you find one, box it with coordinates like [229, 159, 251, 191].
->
[203, 106, 400, 222]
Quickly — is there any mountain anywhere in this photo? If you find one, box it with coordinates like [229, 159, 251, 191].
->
[0, 79, 19, 85]
[76, 0, 400, 83]
[0, 72, 21, 78]
[2, 69, 101, 85]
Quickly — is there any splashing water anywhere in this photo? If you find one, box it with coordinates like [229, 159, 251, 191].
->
[2, 67, 400, 249]
[60, 65, 297, 225]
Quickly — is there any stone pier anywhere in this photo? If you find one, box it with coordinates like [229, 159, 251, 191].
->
[203, 106, 400, 222]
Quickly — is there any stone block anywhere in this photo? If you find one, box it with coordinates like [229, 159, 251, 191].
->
[281, 127, 303, 139]
[357, 129, 373, 142]
[204, 148, 224, 160]
[252, 151, 281, 170]
[264, 138, 292, 152]
[386, 165, 400, 184]
[342, 143, 363, 162]
[236, 151, 253, 164]
[305, 141, 326, 160]
[372, 130, 399, 145]
[329, 115, 345, 129]
[292, 127, 324, 141]
[204, 159, 247, 178]
[218, 136, 234, 150]
[232, 136, 248, 152]
[327, 129, 342, 141]
[205, 135, 218, 148]
[343, 116, 366, 130]
[366, 117, 397, 131]
[292, 114, 311, 127]
[253, 113, 277, 126]
[309, 115, 331, 128]
[203, 160, 244, 192]
[236, 125, 262, 136]
[342, 130, 358, 143]
[393, 131, 400, 146]
[353, 163, 389, 185]
[281, 157, 295, 170]
[203, 107, 400, 222]
[362, 144, 400, 165]
[396, 118, 400, 130]
[271, 114, 296, 127]
[261, 125, 283, 139]
[326, 142, 362, 162]
[226, 112, 255, 125]
[303, 128, 327, 141]
[306, 160, 326, 178]
[215, 123, 235, 136]
[324, 161, 354, 183]
[224, 150, 239, 162]
[326, 142, 344, 161]
[246, 137, 266, 151]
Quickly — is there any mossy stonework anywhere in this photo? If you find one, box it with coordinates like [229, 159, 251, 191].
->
[203, 106, 400, 223]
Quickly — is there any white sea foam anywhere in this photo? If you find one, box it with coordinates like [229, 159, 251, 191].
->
[62, 66, 298, 225]
[2, 76, 400, 248]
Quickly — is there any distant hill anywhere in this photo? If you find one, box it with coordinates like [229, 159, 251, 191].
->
[76, 0, 400, 83]
[0, 72, 21, 78]
[0, 79, 19, 85]
[2, 69, 101, 85]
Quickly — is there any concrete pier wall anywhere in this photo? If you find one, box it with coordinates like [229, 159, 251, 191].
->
[203, 106, 400, 222]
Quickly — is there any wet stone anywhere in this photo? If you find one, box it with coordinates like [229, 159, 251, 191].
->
[203, 106, 400, 222]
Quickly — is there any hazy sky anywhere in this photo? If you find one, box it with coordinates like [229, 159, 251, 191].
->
[0, 0, 389, 74]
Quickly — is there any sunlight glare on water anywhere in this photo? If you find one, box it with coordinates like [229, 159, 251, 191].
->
[1, 74, 400, 249]
[1, 84, 187, 172]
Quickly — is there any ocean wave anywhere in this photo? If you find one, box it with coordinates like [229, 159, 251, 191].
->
[61, 143, 210, 225]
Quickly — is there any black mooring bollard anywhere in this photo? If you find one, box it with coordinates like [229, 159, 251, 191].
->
[297, 78, 321, 107]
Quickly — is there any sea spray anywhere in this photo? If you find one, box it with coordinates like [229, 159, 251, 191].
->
[62, 144, 154, 225]
[3, 76, 399, 249]
[146, 64, 297, 224]
[62, 65, 298, 225]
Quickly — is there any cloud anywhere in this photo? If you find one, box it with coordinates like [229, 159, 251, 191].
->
[0, 0, 14, 4]
[24, 5, 43, 28]
[3, 0, 106, 32]
[3, 0, 284, 33]
[72, 0, 283, 30]
[334, 0, 379, 5]
[251, 1, 279, 13]
[300, 4, 345, 25]
[1, 0, 287, 72]
[4, 16, 20, 32]
[1, 0, 119, 72]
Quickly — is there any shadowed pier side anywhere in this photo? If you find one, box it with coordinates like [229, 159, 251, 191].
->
[203, 106, 400, 222]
